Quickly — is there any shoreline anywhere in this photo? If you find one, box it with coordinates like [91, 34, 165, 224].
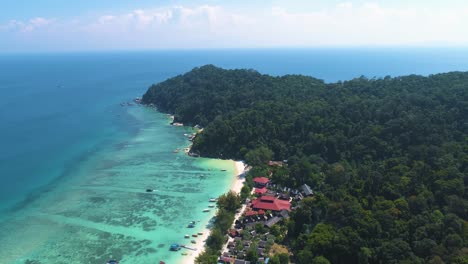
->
[181, 160, 246, 264]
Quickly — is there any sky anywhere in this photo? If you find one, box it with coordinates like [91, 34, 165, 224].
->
[1, 0, 468, 52]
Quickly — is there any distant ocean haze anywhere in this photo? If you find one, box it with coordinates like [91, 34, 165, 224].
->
[0, 48, 467, 263]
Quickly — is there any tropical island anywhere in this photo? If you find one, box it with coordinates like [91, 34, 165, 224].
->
[142, 65, 467, 264]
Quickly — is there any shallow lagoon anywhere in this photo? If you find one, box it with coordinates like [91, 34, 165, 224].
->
[0, 106, 234, 264]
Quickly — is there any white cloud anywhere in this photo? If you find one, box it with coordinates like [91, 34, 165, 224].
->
[1, 3, 468, 51]
[0, 17, 55, 33]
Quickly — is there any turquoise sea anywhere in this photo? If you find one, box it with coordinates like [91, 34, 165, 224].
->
[1, 49, 468, 263]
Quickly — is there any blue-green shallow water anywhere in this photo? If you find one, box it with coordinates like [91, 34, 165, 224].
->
[1, 49, 468, 263]
[0, 105, 235, 263]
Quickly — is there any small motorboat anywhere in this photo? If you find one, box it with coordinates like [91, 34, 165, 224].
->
[198, 232, 203, 235]
[192, 234, 198, 237]
[191, 240, 196, 244]
[221, 169, 227, 171]
[107, 260, 119, 264]
[208, 205, 215, 208]
[170, 244, 181, 251]
[209, 198, 217, 202]
[184, 234, 190, 238]
[203, 209, 210, 212]
[146, 189, 154, 192]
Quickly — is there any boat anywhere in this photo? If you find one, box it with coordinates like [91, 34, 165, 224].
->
[107, 260, 119, 264]
[202, 209, 210, 212]
[170, 243, 181, 251]
[184, 234, 190, 238]
[209, 198, 217, 202]
[181, 252, 188, 256]
[192, 234, 198, 237]
[208, 205, 215, 208]
[191, 240, 196, 244]
[198, 232, 203, 235]
[146, 189, 154, 192]
[221, 169, 227, 171]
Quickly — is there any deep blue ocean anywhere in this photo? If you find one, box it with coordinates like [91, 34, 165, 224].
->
[0, 48, 468, 262]
[1, 48, 468, 212]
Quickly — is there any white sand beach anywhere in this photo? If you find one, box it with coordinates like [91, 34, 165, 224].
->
[181, 160, 246, 264]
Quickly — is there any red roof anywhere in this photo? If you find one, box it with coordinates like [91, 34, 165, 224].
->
[253, 177, 270, 184]
[245, 211, 257, 216]
[220, 256, 233, 262]
[251, 196, 291, 211]
[254, 187, 268, 194]
[260, 195, 275, 201]
[258, 209, 265, 215]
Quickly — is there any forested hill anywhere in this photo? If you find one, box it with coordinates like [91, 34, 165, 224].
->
[143, 65, 468, 263]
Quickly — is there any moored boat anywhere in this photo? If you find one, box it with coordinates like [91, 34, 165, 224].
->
[170, 243, 181, 251]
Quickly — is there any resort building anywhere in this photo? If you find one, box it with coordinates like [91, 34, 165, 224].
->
[253, 177, 270, 188]
[254, 187, 268, 195]
[301, 184, 314, 197]
[251, 195, 291, 212]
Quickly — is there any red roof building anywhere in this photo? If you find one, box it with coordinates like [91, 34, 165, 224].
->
[245, 211, 257, 216]
[253, 177, 270, 188]
[254, 187, 268, 195]
[253, 177, 270, 184]
[251, 195, 291, 212]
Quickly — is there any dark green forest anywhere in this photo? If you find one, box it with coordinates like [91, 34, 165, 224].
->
[143, 65, 468, 263]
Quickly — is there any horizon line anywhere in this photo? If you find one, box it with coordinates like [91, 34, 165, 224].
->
[2, 45, 468, 55]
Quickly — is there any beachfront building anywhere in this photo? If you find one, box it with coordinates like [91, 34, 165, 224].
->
[251, 195, 291, 212]
[253, 177, 269, 188]
[253, 177, 270, 195]
[254, 187, 268, 195]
